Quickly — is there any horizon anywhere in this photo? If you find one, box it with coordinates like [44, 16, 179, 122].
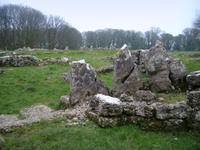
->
[0, 0, 200, 36]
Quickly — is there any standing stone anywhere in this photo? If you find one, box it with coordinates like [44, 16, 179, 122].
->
[145, 43, 173, 92]
[69, 60, 109, 105]
[113, 44, 142, 97]
[168, 58, 187, 89]
[186, 71, 200, 91]
[132, 49, 149, 73]
[0, 135, 5, 143]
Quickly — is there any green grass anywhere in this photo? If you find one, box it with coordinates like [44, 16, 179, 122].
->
[1, 50, 200, 149]
[1, 119, 200, 150]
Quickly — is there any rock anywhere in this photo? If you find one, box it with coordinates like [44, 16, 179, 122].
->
[90, 94, 122, 117]
[145, 43, 173, 92]
[186, 71, 200, 90]
[168, 58, 187, 88]
[0, 69, 5, 74]
[158, 97, 165, 102]
[113, 44, 142, 96]
[60, 56, 69, 63]
[86, 111, 123, 127]
[95, 65, 113, 73]
[60, 95, 70, 108]
[134, 90, 156, 102]
[187, 91, 200, 110]
[131, 49, 149, 73]
[0, 55, 39, 66]
[0, 135, 5, 143]
[69, 59, 110, 105]
[122, 101, 154, 118]
[155, 101, 188, 120]
[120, 93, 135, 102]
[0, 52, 6, 56]
[40, 57, 69, 65]
[61, 72, 71, 82]
[195, 111, 200, 121]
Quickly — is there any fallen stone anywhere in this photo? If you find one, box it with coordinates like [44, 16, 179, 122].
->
[95, 65, 113, 73]
[69, 59, 110, 105]
[155, 101, 188, 120]
[113, 44, 142, 96]
[186, 71, 200, 91]
[90, 94, 122, 117]
[0, 55, 39, 66]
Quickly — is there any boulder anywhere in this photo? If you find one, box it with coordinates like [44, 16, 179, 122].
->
[187, 91, 200, 110]
[60, 95, 70, 108]
[0, 55, 39, 66]
[90, 94, 122, 117]
[69, 60, 110, 105]
[155, 101, 188, 120]
[113, 44, 142, 96]
[186, 71, 200, 90]
[145, 43, 173, 92]
[168, 58, 187, 88]
[134, 90, 156, 102]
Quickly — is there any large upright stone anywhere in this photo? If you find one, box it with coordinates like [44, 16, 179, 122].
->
[168, 58, 187, 89]
[113, 44, 142, 97]
[69, 60, 109, 105]
[145, 43, 172, 92]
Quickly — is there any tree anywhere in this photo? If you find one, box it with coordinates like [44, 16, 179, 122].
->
[161, 33, 174, 50]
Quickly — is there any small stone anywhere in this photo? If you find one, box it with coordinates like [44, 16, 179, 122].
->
[158, 97, 165, 101]
[60, 96, 70, 108]
[186, 71, 200, 90]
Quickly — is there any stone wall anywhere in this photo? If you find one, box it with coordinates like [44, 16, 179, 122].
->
[87, 93, 199, 131]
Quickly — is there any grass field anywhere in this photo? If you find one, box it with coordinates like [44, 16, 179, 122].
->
[0, 49, 200, 149]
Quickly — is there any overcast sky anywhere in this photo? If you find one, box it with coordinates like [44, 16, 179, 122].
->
[0, 0, 199, 35]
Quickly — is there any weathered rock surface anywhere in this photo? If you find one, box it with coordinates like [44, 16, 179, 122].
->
[87, 93, 199, 131]
[90, 94, 122, 117]
[61, 72, 71, 82]
[95, 64, 113, 73]
[155, 101, 188, 120]
[187, 91, 200, 110]
[186, 71, 200, 90]
[134, 90, 156, 102]
[145, 43, 173, 92]
[60, 95, 70, 108]
[0, 55, 39, 66]
[132, 49, 149, 73]
[113, 44, 142, 96]
[168, 58, 187, 88]
[69, 59, 110, 105]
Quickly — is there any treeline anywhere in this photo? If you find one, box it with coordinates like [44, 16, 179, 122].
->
[83, 27, 200, 51]
[0, 4, 82, 50]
